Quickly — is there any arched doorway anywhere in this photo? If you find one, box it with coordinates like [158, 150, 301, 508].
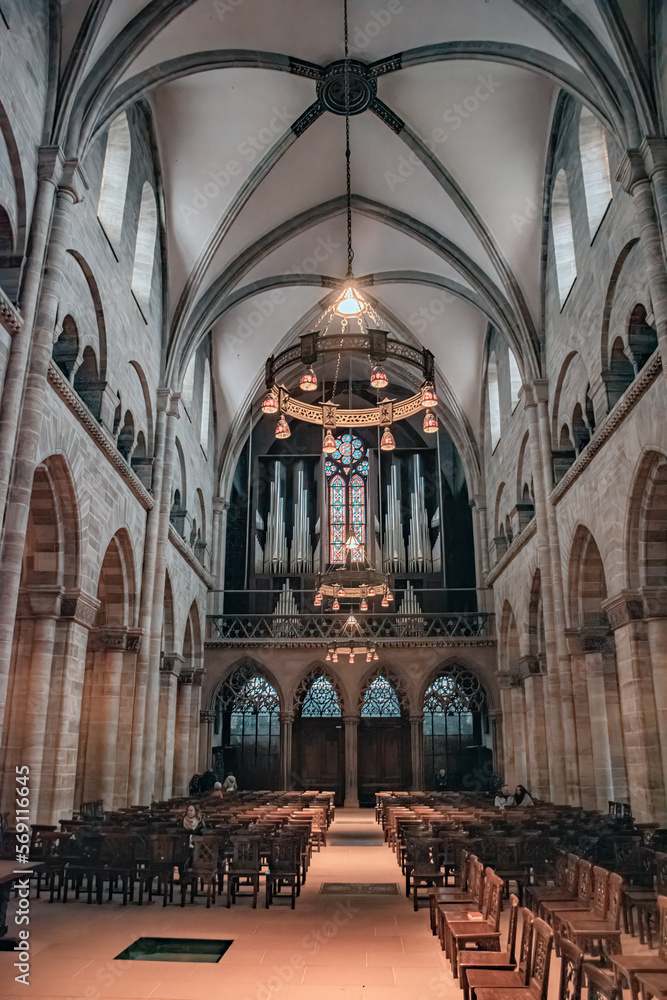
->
[293, 666, 344, 804]
[423, 664, 491, 790]
[357, 669, 410, 806]
[213, 663, 280, 790]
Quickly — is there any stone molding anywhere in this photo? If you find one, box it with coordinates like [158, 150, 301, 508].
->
[200, 709, 216, 725]
[0, 286, 22, 336]
[279, 711, 295, 724]
[616, 149, 649, 193]
[485, 517, 537, 586]
[47, 360, 155, 510]
[60, 589, 101, 628]
[20, 585, 64, 619]
[168, 523, 214, 587]
[205, 637, 496, 649]
[602, 588, 667, 628]
[90, 625, 137, 652]
[161, 652, 184, 675]
[550, 352, 662, 505]
[564, 626, 614, 655]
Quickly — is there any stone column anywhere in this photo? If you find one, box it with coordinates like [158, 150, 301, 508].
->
[173, 669, 194, 797]
[523, 385, 566, 801]
[603, 593, 666, 823]
[83, 627, 128, 810]
[409, 713, 424, 790]
[199, 709, 215, 774]
[280, 711, 295, 789]
[343, 713, 359, 807]
[127, 388, 171, 804]
[189, 669, 204, 781]
[41, 590, 100, 824]
[522, 674, 549, 799]
[510, 682, 528, 788]
[640, 138, 667, 255]
[0, 158, 85, 745]
[566, 635, 597, 810]
[141, 392, 180, 804]
[114, 630, 142, 808]
[617, 149, 667, 365]
[155, 653, 183, 800]
[488, 709, 503, 782]
[584, 652, 616, 811]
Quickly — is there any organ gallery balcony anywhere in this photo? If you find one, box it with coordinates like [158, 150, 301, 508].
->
[205, 612, 495, 646]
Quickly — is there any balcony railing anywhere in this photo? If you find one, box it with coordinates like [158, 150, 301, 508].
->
[206, 612, 495, 644]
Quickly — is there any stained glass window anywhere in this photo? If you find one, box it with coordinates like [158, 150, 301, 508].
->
[214, 664, 280, 789]
[361, 675, 402, 717]
[422, 664, 489, 791]
[299, 674, 342, 717]
[326, 434, 368, 564]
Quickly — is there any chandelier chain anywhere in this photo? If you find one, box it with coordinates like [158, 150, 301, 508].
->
[344, 0, 353, 275]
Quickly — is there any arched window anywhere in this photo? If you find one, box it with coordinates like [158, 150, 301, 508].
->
[508, 350, 522, 410]
[214, 664, 280, 789]
[488, 354, 501, 450]
[0, 205, 13, 254]
[97, 113, 131, 247]
[73, 346, 101, 418]
[608, 336, 634, 407]
[200, 358, 212, 451]
[627, 305, 658, 372]
[361, 675, 402, 717]
[552, 169, 577, 305]
[579, 108, 612, 237]
[572, 402, 590, 454]
[131, 183, 157, 307]
[325, 433, 369, 564]
[52, 314, 79, 379]
[182, 354, 196, 412]
[298, 672, 342, 717]
[117, 411, 134, 461]
[422, 665, 490, 789]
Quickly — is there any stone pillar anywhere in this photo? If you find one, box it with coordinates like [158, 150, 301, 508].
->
[0, 158, 85, 745]
[127, 389, 171, 804]
[114, 630, 142, 808]
[498, 684, 514, 786]
[645, 611, 667, 790]
[41, 590, 100, 824]
[488, 709, 504, 781]
[471, 494, 490, 610]
[566, 638, 597, 811]
[617, 149, 667, 366]
[343, 714, 359, 807]
[640, 138, 667, 256]
[409, 713, 424, 790]
[280, 711, 295, 789]
[522, 385, 566, 801]
[82, 627, 128, 811]
[584, 652, 616, 811]
[189, 669, 204, 781]
[141, 392, 180, 804]
[155, 653, 183, 800]
[603, 593, 666, 823]
[510, 682, 528, 788]
[522, 674, 549, 799]
[173, 670, 194, 797]
[199, 709, 215, 774]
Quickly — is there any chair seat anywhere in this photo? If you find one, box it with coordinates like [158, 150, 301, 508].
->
[474, 986, 532, 1000]
[635, 972, 667, 999]
[466, 968, 525, 992]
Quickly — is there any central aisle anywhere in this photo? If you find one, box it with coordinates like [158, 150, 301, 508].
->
[1, 807, 457, 1000]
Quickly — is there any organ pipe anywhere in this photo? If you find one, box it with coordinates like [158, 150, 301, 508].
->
[290, 469, 312, 573]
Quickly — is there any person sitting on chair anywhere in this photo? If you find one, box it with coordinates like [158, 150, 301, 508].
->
[223, 773, 238, 792]
[206, 781, 225, 800]
[514, 784, 534, 806]
[494, 784, 515, 808]
[435, 768, 448, 791]
[188, 772, 201, 796]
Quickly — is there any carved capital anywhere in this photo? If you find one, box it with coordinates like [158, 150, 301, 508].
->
[409, 713, 424, 726]
[178, 668, 195, 685]
[343, 713, 360, 724]
[602, 591, 644, 630]
[59, 158, 88, 204]
[519, 654, 542, 677]
[523, 379, 549, 409]
[167, 392, 181, 419]
[37, 146, 66, 185]
[156, 388, 173, 413]
[213, 496, 231, 514]
[91, 626, 131, 652]
[161, 651, 184, 675]
[23, 585, 65, 620]
[60, 589, 101, 628]
[200, 709, 216, 725]
[639, 137, 667, 178]
[616, 149, 649, 194]
[279, 711, 295, 725]
[639, 587, 667, 620]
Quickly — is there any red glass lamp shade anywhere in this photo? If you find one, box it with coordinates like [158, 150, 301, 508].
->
[370, 366, 389, 389]
[420, 382, 438, 408]
[262, 394, 278, 414]
[423, 409, 438, 433]
[380, 426, 395, 451]
[275, 415, 291, 439]
[300, 368, 318, 392]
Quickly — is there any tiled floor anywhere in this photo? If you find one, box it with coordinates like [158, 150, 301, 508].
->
[0, 809, 649, 999]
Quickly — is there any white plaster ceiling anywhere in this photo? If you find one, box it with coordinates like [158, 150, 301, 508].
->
[62, 0, 635, 457]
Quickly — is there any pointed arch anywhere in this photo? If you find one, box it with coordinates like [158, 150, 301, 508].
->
[294, 664, 343, 717]
[200, 357, 212, 452]
[578, 107, 612, 237]
[359, 666, 407, 718]
[552, 169, 577, 305]
[508, 350, 522, 410]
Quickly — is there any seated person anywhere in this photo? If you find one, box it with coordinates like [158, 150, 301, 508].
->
[494, 783, 515, 808]
[514, 783, 534, 806]
[222, 772, 238, 792]
[435, 768, 448, 791]
[206, 781, 225, 800]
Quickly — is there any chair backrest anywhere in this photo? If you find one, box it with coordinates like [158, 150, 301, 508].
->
[591, 867, 610, 918]
[192, 836, 219, 873]
[270, 835, 299, 873]
[528, 917, 554, 1000]
[607, 873, 624, 927]
[469, 857, 485, 909]
[411, 837, 441, 871]
[576, 860, 592, 906]
[485, 870, 504, 931]
[231, 834, 261, 869]
[655, 853, 667, 895]
[517, 907, 535, 983]
[564, 854, 579, 893]
[558, 938, 584, 1000]
[657, 894, 667, 961]
[506, 894, 520, 965]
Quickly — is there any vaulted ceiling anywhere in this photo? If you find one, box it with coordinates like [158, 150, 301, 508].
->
[59, 0, 650, 474]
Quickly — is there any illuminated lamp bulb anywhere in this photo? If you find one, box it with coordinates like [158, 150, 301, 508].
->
[367, 587, 375, 596]
[381, 596, 389, 607]
[366, 651, 372, 662]
[275, 415, 291, 439]
[262, 394, 278, 414]
[335, 285, 365, 317]
[344, 530, 359, 550]
[370, 366, 388, 390]
[314, 593, 322, 606]
[387, 591, 394, 602]
[325, 651, 331, 661]
[323, 429, 336, 454]
[332, 652, 338, 663]
[373, 651, 379, 661]
[300, 367, 318, 392]
[380, 426, 395, 451]
[360, 598, 368, 612]
[332, 598, 340, 611]
[420, 382, 438, 408]
[345, 614, 358, 627]
[338, 588, 346, 597]
[423, 409, 438, 434]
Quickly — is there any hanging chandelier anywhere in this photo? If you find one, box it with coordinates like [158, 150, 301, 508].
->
[263, 0, 439, 449]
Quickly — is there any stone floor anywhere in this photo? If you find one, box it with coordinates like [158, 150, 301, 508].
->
[0, 808, 646, 999]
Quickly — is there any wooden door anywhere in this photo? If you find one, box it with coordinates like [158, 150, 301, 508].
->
[357, 718, 411, 806]
[293, 717, 344, 804]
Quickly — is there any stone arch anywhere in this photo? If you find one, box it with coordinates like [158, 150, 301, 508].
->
[162, 571, 175, 652]
[0, 203, 13, 254]
[626, 450, 667, 592]
[97, 112, 131, 247]
[627, 303, 658, 373]
[421, 661, 492, 790]
[568, 525, 610, 631]
[66, 250, 108, 381]
[117, 410, 135, 461]
[73, 345, 101, 418]
[551, 169, 577, 305]
[487, 352, 501, 450]
[131, 181, 157, 306]
[0, 97, 27, 255]
[600, 238, 640, 372]
[52, 314, 79, 380]
[293, 663, 345, 716]
[607, 335, 635, 407]
[528, 569, 545, 670]
[212, 658, 281, 789]
[92, 528, 136, 629]
[129, 360, 155, 453]
[22, 454, 80, 591]
[499, 600, 521, 676]
[515, 430, 534, 523]
[359, 665, 408, 717]
[494, 482, 506, 538]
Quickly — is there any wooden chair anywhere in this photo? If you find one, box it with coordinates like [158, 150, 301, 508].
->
[472, 917, 554, 1000]
[584, 961, 621, 1000]
[550, 866, 609, 954]
[406, 837, 444, 912]
[459, 894, 520, 1000]
[265, 835, 299, 909]
[466, 906, 535, 998]
[557, 939, 585, 1000]
[525, 853, 578, 915]
[539, 859, 593, 927]
[561, 872, 623, 959]
[181, 836, 220, 908]
[437, 858, 486, 949]
[608, 895, 667, 1000]
[429, 849, 477, 934]
[445, 870, 504, 977]
[634, 973, 667, 1000]
[226, 834, 262, 909]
